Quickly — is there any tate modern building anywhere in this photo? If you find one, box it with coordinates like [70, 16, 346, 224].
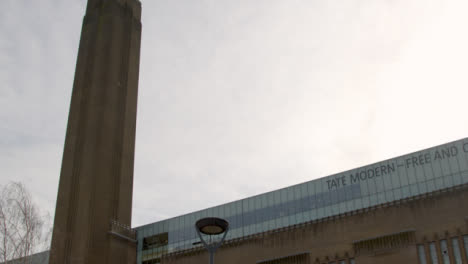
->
[135, 138, 468, 264]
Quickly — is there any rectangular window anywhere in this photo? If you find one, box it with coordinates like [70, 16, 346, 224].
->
[440, 239, 450, 264]
[142, 258, 160, 264]
[429, 242, 439, 264]
[418, 244, 427, 264]
[143, 233, 169, 250]
[451, 237, 462, 264]
[349, 259, 355, 264]
[338, 260, 346, 264]
[464, 235, 468, 262]
[257, 252, 309, 264]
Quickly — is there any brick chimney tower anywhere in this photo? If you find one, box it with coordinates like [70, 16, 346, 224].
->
[49, 0, 142, 263]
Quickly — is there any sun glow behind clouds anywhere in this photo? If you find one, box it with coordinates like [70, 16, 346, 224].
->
[373, 0, 468, 157]
[133, 0, 468, 225]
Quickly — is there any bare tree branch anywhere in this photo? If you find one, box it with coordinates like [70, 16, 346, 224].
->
[0, 182, 50, 263]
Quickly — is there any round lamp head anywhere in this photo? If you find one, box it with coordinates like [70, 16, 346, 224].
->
[196, 217, 229, 235]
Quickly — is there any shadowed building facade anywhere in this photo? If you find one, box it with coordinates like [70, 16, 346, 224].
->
[49, 0, 142, 263]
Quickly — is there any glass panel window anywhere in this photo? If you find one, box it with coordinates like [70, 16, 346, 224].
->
[440, 239, 450, 264]
[451, 237, 462, 264]
[338, 260, 346, 264]
[418, 244, 427, 264]
[143, 233, 168, 250]
[464, 235, 468, 262]
[349, 259, 355, 264]
[429, 242, 439, 264]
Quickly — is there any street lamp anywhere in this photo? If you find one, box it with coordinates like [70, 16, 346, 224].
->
[195, 217, 229, 264]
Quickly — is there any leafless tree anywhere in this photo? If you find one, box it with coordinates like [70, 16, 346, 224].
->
[0, 182, 50, 264]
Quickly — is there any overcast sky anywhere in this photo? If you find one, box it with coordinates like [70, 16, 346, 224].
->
[1, 0, 468, 227]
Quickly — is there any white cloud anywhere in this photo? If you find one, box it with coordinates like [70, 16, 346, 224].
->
[1, 0, 467, 228]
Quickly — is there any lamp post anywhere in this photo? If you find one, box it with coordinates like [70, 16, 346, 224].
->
[195, 217, 229, 264]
